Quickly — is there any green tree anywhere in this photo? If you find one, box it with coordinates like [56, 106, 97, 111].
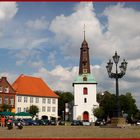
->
[55, 91, 74, 118]
[93, 107, 105, 119]
[120, 92, 138, 119]
[28, 105, 39, 118]
[0, 104, 11, 112]
[95, 91, 138, 121]
[97, 91, 116, 119]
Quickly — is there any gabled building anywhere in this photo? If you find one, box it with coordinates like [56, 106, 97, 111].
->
[73, 30, 99, 122]
[12, 74, 59, 119]
[0, 77, 16, 112]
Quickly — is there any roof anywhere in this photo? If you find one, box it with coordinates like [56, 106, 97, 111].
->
[73, 73, 97, 84]
[12, 74, 58, 98]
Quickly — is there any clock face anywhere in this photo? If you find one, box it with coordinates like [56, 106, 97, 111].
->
[83, 69, 87, 73]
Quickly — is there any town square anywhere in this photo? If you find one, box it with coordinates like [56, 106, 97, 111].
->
[0, 1, 140, 138]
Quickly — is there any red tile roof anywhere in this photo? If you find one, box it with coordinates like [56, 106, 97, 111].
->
[12, 74, 58, 98]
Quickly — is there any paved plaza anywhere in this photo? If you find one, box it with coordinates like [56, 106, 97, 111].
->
[0, 125, 140, 138]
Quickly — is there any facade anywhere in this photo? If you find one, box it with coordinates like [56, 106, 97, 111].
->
[73, 31, 99, 122]
[0, 77, 16, 112]
[12, 74, 59, 119]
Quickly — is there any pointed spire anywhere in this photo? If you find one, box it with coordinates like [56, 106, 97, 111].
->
[84, 24, 86, 41]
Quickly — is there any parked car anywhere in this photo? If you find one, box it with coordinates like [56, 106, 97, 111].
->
[136, 120, 140, 125]
[17, 119, 29, 126]
[58, 120, 65, 125]
[82, 120, 91, 126]
[35, 119, 46, 125]
[22, 119, 37, 126]
[71, 120, 83, 126]
[49, 120, 57, 125]
[43, 119, 50, 125]
[95, 119, 106, 126]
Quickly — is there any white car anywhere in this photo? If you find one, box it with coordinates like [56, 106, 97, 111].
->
[136, 120, 140, 125]
[82, 120, 91, 126]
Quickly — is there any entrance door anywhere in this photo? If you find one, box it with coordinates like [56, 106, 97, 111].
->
[83, 111, 89, 121]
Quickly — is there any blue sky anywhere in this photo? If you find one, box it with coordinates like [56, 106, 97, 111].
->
[0, 2, 140, 108]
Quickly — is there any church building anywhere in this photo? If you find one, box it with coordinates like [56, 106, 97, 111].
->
[73, 29, 99, 122]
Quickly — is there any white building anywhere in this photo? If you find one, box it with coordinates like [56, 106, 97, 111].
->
[12, 74, 59, 119]
[73, 31, 99, 122]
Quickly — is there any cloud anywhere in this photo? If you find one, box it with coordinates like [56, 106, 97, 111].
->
[49, 2, 103, 58]
[0, 2, 18, 38]
[33, 65, 78, 92]
[0, 2, 18, 22]
[102, 3, 140, 59]
[26, 16, 49, 30]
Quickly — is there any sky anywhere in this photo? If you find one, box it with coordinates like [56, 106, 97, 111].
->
[0, 2, 140, 108]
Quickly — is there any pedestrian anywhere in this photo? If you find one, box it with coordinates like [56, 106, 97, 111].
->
[1, 115, 6, 127]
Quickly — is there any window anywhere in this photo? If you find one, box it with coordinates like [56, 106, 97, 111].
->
[0, 96, 2, 104]
[23, 108, 26, 112]
[47, 98, 51, 104]
[42, 98, 46, 104]
[24, 96, 28, 103]
[18, 96, 22, 102]
[83, 76, 87, 81]
[83, 87, 88, 95]
[42, 106, 46, 112]
[4, 96, 8, 104]
[4, 87, 9, 93]
[10, 96, 14, 106]
[47, 107, 51, 112]
[30, 97, 33, 103]
[83, 69, 87, 73]
[0, 86, 2, 92]
[52, 107, 56, 112]
[17, 107, 21, 113]
[36, 97, 39, 103]
[26, 107, 29, 111]
[52, 99, 56, 104]
[84, 98, 87, 103]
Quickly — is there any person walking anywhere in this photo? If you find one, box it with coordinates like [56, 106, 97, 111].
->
[1, 116, 6, 127]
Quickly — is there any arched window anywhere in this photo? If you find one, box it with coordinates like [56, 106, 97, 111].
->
[83, 87, 88, 95]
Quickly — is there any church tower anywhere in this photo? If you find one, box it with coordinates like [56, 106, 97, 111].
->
[73, 27, 98, 122]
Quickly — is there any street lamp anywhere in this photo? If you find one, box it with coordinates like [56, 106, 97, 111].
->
[106, 51, 128, 118]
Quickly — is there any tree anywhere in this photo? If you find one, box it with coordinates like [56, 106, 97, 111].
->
[93, 107, 105, 119]
[0, 104, 11, 112]
[95, 91, 138, 121]
[27, 105, 39, 118]
[97, 91, 116, 120]
[120, 92, 138, 119]
[55, 91, 74, 118]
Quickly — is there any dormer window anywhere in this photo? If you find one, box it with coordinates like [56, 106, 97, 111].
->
[4, 87, 9, 93]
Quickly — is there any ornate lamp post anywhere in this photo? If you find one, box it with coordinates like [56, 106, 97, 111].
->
[106, 51, 127, 118]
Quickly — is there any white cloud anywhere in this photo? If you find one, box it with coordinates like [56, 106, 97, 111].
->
[0, 2, 18, 21]
[26, 16, 49, 30]
[33, 65, 78, 92]
[0, 2, 18, 38]
[0, 72, 18, 84]
[49, 2, 103, 58]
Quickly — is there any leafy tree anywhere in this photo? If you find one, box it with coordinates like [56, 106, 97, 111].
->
[95, 91, 138, 121]
[55, 91, 74, 118]
[27, 105, 39, 118]
[120, 92, 138, 119]
[0, 104, 11, 112]
[93, 107, 105, 119]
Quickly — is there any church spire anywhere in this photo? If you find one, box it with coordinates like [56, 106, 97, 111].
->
[84, 24, 86, 41]
[79, 25, 90, 75]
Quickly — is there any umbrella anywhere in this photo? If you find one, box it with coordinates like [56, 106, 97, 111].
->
[15, 112, 32, 116]
[0, 111, 15, 116]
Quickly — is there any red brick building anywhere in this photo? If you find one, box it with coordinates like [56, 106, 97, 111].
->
[0, 77, 16, 112]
